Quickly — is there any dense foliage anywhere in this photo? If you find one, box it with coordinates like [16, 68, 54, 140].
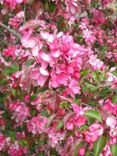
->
[0, 0, 117, 155]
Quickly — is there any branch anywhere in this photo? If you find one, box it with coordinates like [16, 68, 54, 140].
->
[0, 23, 21, 40]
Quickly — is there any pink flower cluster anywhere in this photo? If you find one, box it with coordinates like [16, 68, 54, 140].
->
[0, 0, 117, 155]
[2, 0, 27, 9]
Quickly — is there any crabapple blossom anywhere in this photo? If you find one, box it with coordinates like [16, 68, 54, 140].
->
[84, 123, 104, 143]
[27, 115, 47, 134]
[0, 0, 117, 155]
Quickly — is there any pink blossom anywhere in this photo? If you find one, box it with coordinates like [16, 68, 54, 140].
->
[106, 116, 117, 128]
[27, 115, 47, 134]
[31, 96, 42, 111]
[48, 128, 65, 147]
[101, 0, 112, 6]
[9, 11, 24, 28]
[74, 116, 86, 128]
[30, 67, 48, 87]
[16, 131, 25, 140]
[4, 0, 26, 9]
[101, 145, 112, 156]
[78, 147, 86, 156]
[89, 55, 105, 70]
[67, 79, 81, 96]
[0, 135, 6, 151]
[82, 29, 96, 44]
[84, 123, 104, 143]
[72, 104, 84, 116]
[40, 32, 54, 43]
[92, 9, 106, 25]
[65, 0, 78, 15]
[3, 45, 16, 59]
[8, 143, 27, 156]
[9, 101, 30, 123]
[112, 78, 117, 89]
[103, 99, 117, 115]
[66, 119, 74, 130]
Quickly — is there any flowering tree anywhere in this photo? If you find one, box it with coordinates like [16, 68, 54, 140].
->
[0, 0, 117, 155]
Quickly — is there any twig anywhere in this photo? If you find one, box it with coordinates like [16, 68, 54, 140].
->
[81, 102, 95, 108]
[97, 82, 112, 89]
[0, 23, 21, 40]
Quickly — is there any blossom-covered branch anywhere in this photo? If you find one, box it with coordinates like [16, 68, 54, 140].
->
[0, 23, 21, 40]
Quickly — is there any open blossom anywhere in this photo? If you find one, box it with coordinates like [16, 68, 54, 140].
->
[30, 67, 49, 87]
[100, 145, 112, 156]
[106, 116, 117, 128]
[8, 143, 27, 156]
[66, 104, 86, 129]
[78, 147, 86, 156]
[47, 128, 65, 147]
[31, 96, 42, 111]
[82, 29, 96, 44]
[9, 101, 30, 123]
[4, 0, 26, 9]
[72, 104, 84, 116]
[74, 115, 86, 128]
[92, 9, 106, 25]
[65, 0, 78, 15]
[27, 115, 47, 134]
[89, 55, 105, 70]
[66, 119, 74, 130]
[9, 11, 24, 28]
[103, 99, 117, 115]
[1, 0, 117, 155]
[84, 123, 104, 143]
[3, 45, 17, 59]
[21, 36, 42, 56]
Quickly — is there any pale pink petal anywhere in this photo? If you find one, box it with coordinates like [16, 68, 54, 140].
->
[40, 67, 49, 76]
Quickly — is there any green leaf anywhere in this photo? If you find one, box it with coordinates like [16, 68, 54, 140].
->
[25, 59, 34, 66]
[82, 83, 97, 92]
[12, 89, 17, 97]
[48, 2, 56, 12]
[60, 101, 70, 109]
[99, 87, 111, 98]
[31, 109, 37, 116]
[41, 109, 49, 117]
[112, 95, 117, 104]
[100, 45, 107, 58]
[19, 139, 28, 147]
[110, 144, 117, 156]
[30, 94, 37, 101]
[57, 121, 64, 129]
[112, 70, 117, 76]
[94, 70, 106, 82]
[0, 79, 7, 85]
[79, 125, 89, 131]
[8, 131, 16, 141]
[84, 110, 102, 122]
[98, 71, 106, 82]
[4, 64, 19, 75]
[37, 87, 48, 93]
[81, 69, 90, 77]
[92, 71, 99, 82]
[85, 151, 94, 156]
[94, 135, 107, 156]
